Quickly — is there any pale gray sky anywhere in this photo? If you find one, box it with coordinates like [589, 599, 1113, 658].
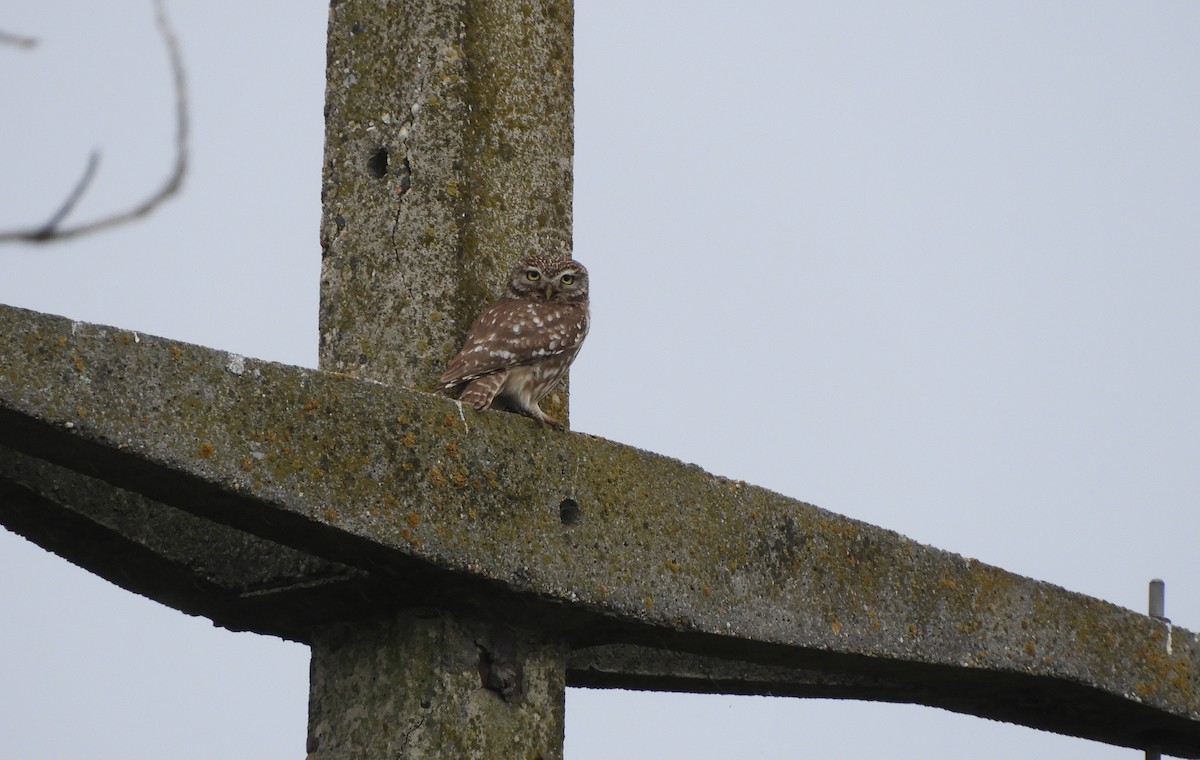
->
[2, 1, 1198, 758]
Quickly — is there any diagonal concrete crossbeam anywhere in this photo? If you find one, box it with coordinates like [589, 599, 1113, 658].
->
[2, 302, 1198, 756]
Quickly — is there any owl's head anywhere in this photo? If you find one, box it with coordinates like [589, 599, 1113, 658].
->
[504, 253, 589, 303]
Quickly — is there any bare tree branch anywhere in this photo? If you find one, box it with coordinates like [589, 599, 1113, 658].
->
[0, 29, 38, 49]
[29, 151, 102, 241]
[0, 0, 188, 244]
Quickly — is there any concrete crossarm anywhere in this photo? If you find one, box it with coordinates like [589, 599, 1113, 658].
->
[1, 302, 1198, 756]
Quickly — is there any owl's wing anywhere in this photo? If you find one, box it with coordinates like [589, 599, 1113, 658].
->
[438, 300, 589, 390]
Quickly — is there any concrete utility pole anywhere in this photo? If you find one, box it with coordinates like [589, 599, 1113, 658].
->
[313, 2, 575, 755]
[1, 1, 1199, 758]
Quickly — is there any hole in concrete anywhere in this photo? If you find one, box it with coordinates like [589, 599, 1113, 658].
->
[559, 498, 580, 525]
[366, 147, 388, 178]
[477, 643, 521, 700]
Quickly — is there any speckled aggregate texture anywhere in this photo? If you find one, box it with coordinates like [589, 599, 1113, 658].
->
[318, 0, 575, 427]
[3, 304, 1200, 756]
[308, 611, 566, 760]
[317, 3, 576, 753]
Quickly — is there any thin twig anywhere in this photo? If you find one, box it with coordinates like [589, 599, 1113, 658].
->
[0, 29, 38, 49]
[31, 150, 101, 240]
[0, 0, 188, 244]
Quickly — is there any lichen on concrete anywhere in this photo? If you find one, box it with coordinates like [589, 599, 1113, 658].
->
[308, 610, 566, 760]
[318, 0, 575, 420]
[3, 301, 1200, 755]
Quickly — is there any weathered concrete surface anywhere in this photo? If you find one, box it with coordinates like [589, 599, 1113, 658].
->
[319, 0, 575, 426]
[2, 302, 1199, 756]
[0, 445, 368, 638]
[308, 610, 566, 760]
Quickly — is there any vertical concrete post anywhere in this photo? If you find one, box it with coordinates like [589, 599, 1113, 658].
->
[307, 611, 567, 760]
[318, 0, 575, 424]
[313, 1, 574, 756]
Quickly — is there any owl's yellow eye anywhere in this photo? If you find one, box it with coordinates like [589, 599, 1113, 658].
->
[526, 270, 541, 281]
[560, 274, 575, 285]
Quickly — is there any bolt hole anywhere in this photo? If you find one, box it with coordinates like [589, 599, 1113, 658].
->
[559, 498, 580, 525]
[366, 147, 388, 178]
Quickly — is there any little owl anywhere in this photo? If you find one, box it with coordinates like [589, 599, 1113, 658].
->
[438, 253, 590, 429]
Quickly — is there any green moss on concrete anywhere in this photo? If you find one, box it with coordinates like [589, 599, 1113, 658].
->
[5, 303, 1200, 755]
[308, 611, 566, 760]
[319, 0, 575, 417]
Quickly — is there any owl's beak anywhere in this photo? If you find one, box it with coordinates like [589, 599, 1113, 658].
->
[544, 285, 554, 300]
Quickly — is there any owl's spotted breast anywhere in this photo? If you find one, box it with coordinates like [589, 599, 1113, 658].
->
[438, 300, 589, 389]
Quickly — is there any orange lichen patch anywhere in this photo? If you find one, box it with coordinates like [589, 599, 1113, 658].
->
[198, 443, 215, 458]
[427, 466, 447, 487]
[1171, 661, 1192, 693]
[169, 344, 182, 360]
[302, 399, 320, 412]
[406, 511, 421, 528]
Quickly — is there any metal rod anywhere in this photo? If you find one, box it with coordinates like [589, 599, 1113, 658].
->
[1149, 579, 1168, 622]
[1146, 578, 1167, 759]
